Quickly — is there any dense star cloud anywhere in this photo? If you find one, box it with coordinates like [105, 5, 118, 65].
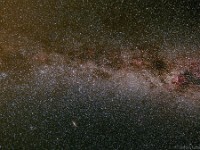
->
[0, 0, 200, 149]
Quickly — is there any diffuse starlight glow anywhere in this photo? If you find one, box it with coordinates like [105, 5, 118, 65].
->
[0, 28, 200, 103]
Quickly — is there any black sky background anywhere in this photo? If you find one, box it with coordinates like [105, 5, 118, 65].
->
[0, 0, 199, 52]
[0, 1, 200, 149]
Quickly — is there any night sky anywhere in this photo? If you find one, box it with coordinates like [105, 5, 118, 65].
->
[0, 0, 200, 149]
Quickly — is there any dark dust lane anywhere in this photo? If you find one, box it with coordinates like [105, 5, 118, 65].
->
[0, 0, 200, 149]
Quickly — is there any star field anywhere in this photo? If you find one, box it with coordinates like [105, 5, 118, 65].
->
[0, 0, 200, 149]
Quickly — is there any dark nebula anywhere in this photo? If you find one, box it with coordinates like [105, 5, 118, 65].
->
[0, 0, 200, 149]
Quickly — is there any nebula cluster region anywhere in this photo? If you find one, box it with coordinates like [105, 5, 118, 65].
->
[0, 0, 200, 149]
